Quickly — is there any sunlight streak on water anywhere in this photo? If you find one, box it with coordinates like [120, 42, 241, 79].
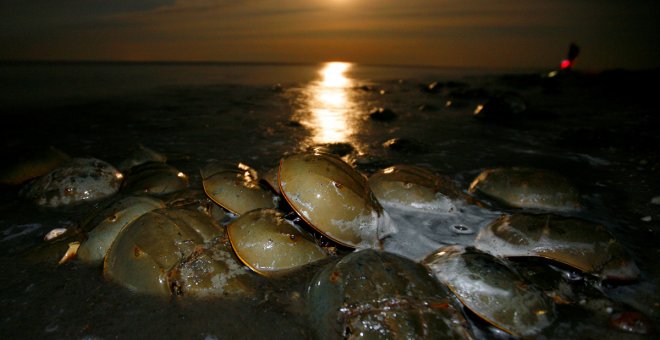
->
[302, 62, 357, 144]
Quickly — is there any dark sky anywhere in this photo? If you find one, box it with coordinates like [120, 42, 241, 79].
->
[2, 0, 658, 69]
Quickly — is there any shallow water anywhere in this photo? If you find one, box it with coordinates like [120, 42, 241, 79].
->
[1, 62, 658, 338]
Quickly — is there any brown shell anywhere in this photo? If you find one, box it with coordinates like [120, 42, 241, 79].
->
[278, 152, 390, 248]
[227, 208, 327, 276]
[201, 162, 277, 215]
[474, 213, 639, 281]
[469, 167, 580, 211]
[369, 164, 462, 212]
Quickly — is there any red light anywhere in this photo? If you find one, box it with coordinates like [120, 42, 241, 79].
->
[560, 59, 572, 69]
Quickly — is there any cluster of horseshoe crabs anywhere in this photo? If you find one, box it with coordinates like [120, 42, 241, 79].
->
[366, 163, 646, 336]
[463, 166, 648, 335]
[12, 146, 651, 337]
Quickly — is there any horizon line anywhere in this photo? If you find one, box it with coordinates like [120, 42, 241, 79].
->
[1, 58, 652, 73]
[0, 58, 552, 72]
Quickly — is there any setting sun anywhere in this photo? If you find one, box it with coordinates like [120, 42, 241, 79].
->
[321, 62, 351, 87]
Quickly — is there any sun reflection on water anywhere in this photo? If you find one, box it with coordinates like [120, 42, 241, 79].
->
[302, 62, 356, 145]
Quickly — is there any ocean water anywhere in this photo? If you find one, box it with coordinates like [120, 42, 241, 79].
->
[0, 62, 658, 338]
[0, 61, 512, 109]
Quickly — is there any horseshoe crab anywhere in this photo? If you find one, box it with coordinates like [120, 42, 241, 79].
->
[369, 107, 397, 121]
[104, 207, 250, 296]
[227, 208, 327, 276]
[20, 157, 123, 207]
[278, 152, 394, 249]
[468, 167, 580, 211]
[159, 189, 233, 223]
[116, 144, 167, 172]
[381, 137, 428, 154]
[0, 146, 70, 185]
[474, 214, 640, 281]
[167, 236, 256, 298]
[308, 142, 356, 159]
[307, 249, 472, 339]
[508, 258, 654, 335]
[121, 162, 189, 195]
[260, 165, 281, 195]
[423, 245, 556, 337]
[368, 164, 462, 212]
[201, 162, 277, 215]
[77, 195, 166, 265]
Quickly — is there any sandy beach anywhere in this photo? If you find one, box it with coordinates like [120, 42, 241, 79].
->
[0, 62, 658, 338]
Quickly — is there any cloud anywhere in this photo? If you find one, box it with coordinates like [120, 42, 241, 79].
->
[0, 0, 176, 15]
[1, 0, 658, 68]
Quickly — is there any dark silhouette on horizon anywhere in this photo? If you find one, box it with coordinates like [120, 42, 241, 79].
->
[561, 43, 580, 70]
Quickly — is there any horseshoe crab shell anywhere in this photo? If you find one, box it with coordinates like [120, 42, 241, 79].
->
[77, 195, 166, 265]
[474, 214, 640, 281]
[260, 166, 281, 195]
[167, 236, 255, 298]
[468, 167, 580, 211]
[121, 162, 189, 195]
[117, 144, 167, 172]
[201, 162, 277, 215]
[227, 208, 327, 276]
[20, 157, 123, 207]
[0, 146, 70, 185]
[368, 164, 462, 212]
[423, 245, 556, 337]
[278, 152, 394, 249]
[104, 208, 226, 295]
[307, 249, 472, 339]
[506, 257, 654, 336]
